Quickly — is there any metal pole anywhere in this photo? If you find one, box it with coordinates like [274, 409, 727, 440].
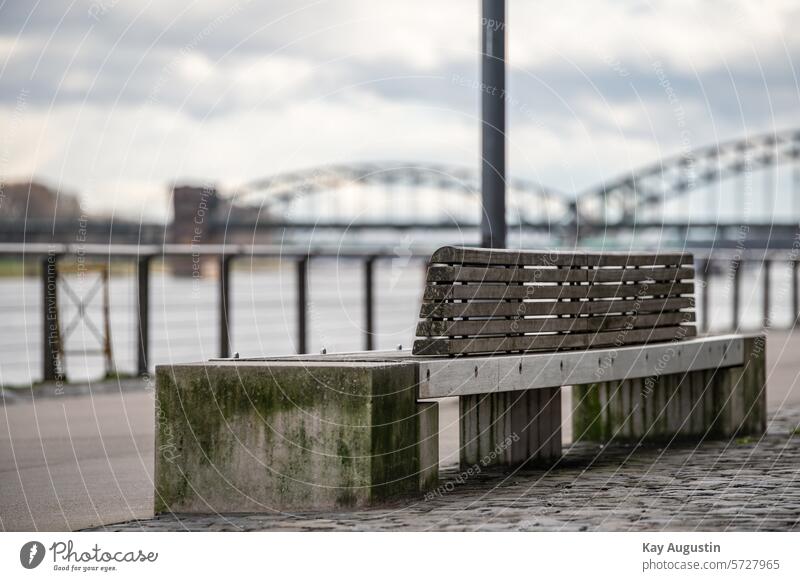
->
[731, 258, 741, 331]
[763, 259, 771, 328]
[364, 257, 376, 350]
[136, 256, 151, 376]
[297, 257, 308, 354]
[219, 255, 233, 358]
[480, 0, 506, 249]
[700, 259, 710, 333]
[793, 260, 799, 327]
[42, 252, 62, 381]
[101, 266, 114, 376]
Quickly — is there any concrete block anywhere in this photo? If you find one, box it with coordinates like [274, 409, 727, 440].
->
[154, 360, 438, 513]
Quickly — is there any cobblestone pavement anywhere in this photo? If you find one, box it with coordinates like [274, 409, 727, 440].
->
[91, 407, 800, 532]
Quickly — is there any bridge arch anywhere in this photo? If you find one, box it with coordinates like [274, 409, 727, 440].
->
[237, 162, 572, 229]
[577, 128, 800, 225]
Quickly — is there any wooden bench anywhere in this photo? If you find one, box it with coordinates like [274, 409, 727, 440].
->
[413, 246, 764, 468]
[154, 246, 766, 513]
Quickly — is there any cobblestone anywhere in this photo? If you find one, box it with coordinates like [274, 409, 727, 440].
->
[90, 407, 800, 532]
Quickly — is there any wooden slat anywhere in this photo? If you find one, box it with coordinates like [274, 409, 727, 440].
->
[494, 392, 512, 464]
[428, 265, 587, 283]
[614, 381, 630, 438]
[630, 378, 644, 436]
[510, 390, 534, 464]
[458, 389, 562, 469]
[459, 395, 480, 466]
[679, 373, 693, 437]
[419, 296, 694, 319]
[587, 267, 694, 283]
[430, 246, 693, 267]
[423, 281, 694, 301]
[417, 311, 695, 337]
[688, 370, 704, 435]
[477, 393, 492, 459]
[427, 265, 695, 284]
[665, 374, 682, 434]
[415, 246, 698, 357]
[414, 325, 697, 356]
[540, 387, 562, 460]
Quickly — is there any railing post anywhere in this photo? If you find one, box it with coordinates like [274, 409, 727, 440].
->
[762, 259, 771, 328]
[219, 255, 233, 358]
[136, 256, 151, 376]
[731, 258, 741, 331]
[792, 260, 799, 327]
[700, 258, 710, 333]
[364, 257, 376, 350]
[297, 257, 308, 354]
[42, 252, 63, 382]
[101, 266, 114, 376]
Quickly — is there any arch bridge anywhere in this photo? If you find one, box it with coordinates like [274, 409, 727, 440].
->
[194, 129, 800, 249]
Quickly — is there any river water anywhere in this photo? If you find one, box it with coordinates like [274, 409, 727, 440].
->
[0, 259, 795, 386]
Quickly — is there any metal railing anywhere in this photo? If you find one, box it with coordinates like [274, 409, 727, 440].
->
[0, 243, 432, 381]
[0, 243, 798, 383]
[695, 251, 800, 331]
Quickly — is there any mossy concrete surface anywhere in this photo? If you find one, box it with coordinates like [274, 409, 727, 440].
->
[154, 361, 437, 513]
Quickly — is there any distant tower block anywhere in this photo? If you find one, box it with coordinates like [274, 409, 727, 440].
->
[170, 184, 219, 277]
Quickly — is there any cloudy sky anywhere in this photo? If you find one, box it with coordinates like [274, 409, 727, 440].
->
[1, 0, 799, 221]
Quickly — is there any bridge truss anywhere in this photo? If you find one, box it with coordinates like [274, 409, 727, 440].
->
[226, 129, 800, 249]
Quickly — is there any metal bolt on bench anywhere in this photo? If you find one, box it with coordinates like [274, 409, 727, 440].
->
[154, 246, 766, 513]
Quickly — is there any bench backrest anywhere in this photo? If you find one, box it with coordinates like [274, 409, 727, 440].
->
[413, 246, 697, 356]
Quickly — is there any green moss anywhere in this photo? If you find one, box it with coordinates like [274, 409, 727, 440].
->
[742, 336, 766, 435]
[337, 439, 352, 469]
[368, 365, 420, 501]
[605, 382, 619, 438]
[573, 383, 603, 442]
[702, 369, 716, 434]
[335, 487, 359, 508]
[154, 361, 426, 512]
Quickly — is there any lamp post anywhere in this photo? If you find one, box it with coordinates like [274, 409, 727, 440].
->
[480, 0, 507, 249]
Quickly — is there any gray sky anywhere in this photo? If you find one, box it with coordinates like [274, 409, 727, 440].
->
[1, 0, 798, 221]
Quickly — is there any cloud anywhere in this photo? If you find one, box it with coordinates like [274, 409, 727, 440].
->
[1, 0, 799, 220]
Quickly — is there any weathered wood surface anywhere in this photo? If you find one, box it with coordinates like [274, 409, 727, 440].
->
[459, 387, 561, 469]
[418, 297, 694, 319]
[422, 282, 694, 301]
[572, 334, 766, 443]
[415, 326, 697, 356]
[417, 401, 439, 491]
[414, 246, 696, 357]
[417, 311, 695, 337]
[418, 334, 745, 398]
[430, 246, 693, 267]
[427, 265, 696, 284]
